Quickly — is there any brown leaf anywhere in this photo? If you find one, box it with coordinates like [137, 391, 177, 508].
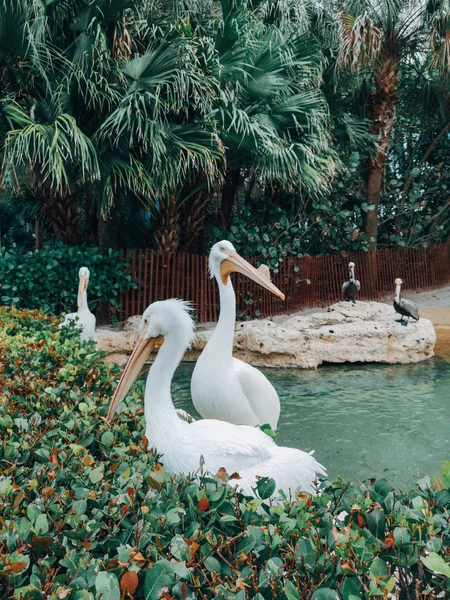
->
[83, 456, 94, 467]
[130, 551, 146, 566]
[12, 490, 25, 511]
[109, 463, 120, 472]
[105, 559, 120, 570]
[41, 487, 55, 498]
[216, 467, 227, 481]
[32, 535, 53, 550]
[10, 561, 26, 573]
[198, 498, 209, 512]
[127, 487, 135, 498]
[120, 571, 139, 595]
[229, 472, 241, 480]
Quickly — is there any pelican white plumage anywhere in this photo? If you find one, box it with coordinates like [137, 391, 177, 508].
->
[342, 262, 360, 303]
[393, 278, 419, 325]
[60, 267, 96, 341]
[191, 241, 284, 429]
[106, 299, 325, 499]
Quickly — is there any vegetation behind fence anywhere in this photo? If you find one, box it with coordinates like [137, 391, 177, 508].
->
[102, 242, 450, 323]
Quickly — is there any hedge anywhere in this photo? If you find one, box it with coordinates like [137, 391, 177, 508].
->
[0, 244, 132, 316]
[0, 307, 449, 599]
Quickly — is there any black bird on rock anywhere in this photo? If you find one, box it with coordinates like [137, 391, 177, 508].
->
[393, 278, 419, 325]
[342, 262, 360, 304]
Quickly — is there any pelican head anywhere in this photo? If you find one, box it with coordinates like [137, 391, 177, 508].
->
[348, 262, 355, 268]
[106, 299, 194, 422]
[395, 277, 403, 286]
[78, 267, 90, 308]
[208, 240, 285, 300]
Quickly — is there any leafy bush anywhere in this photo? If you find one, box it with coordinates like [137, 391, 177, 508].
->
[1, 308, 449, 599]
[0, 244, 133, 315]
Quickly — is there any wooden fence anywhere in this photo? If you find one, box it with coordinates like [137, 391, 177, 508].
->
[100, 242, 450, 324]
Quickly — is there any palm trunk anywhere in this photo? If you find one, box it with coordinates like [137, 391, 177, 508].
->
[365, 56, 398, 250]
[35, 218, 42, 250]
[43, 193, 82, 246]
[180, 174, 210, 252]
[97, 210, 108, 252]
[155, 194, 180, 252]
[219, 169, 240, 230]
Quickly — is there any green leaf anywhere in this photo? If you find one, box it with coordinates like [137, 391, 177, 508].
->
[256, 477, 276, 500]
[341, 577, 361, 600]
[89, 466, 104, 484]
[283, 580, 301, 599]
[95, 571, 120, 600]
[311, 589, 339, 600]
[101, 431, 114, 447]
[421, 552, 450, 577]
[366, 508, 385, 538]
[34, 514, 49, 535]
[204, 556, 222, 573]
[144, 564, 172, 600]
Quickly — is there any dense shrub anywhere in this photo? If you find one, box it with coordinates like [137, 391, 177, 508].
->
[0, 244, 133, 315]
[0, 307, 449, 599]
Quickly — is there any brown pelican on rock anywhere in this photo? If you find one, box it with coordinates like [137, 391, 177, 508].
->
[393, 278, 419, 325]
[342, 262, 360, 304]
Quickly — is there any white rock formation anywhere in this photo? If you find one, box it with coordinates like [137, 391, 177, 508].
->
[95, 301, 436, 367]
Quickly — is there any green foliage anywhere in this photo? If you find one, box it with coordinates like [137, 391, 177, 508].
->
[1, 308, 450, 599]
[0, 244, 132, 314]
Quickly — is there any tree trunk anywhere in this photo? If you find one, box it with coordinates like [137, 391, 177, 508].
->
[364, 56, 399, 250]
[35, 218, 42, 250]
[42, 193, 82, 246]
[179, 174, 210, 252]
[97, 210, 108, 252]
[155, 194, 180, 252]
[219, 169, 240, 230]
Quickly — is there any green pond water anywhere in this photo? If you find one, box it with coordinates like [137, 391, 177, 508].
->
[168, 359, 450, 489]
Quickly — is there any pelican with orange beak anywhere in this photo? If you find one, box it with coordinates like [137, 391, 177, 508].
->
[191, 241, 285, 429]
[60, 267, 96, 341]
[106, 299, 325, 500]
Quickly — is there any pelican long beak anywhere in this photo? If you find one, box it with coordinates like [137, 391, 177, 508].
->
[220, 251, 285, 300]
[77, 275, 88, 308]
[106, 334, 164, 422]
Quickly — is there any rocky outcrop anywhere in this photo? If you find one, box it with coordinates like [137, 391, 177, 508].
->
[95, 301, 436, 367]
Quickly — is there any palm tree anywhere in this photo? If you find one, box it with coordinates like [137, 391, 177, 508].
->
[330, 0, 450, 249]
[212, 0, 338, 229]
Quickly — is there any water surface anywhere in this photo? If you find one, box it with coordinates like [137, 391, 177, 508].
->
[170, 359, 450, 489]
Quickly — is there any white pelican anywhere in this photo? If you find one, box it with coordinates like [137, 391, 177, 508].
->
[394, 278, 419, 325]
[60, 267, 96, 341]
[106, 299, 325, 499]
[191, 241, 284, 429]
[342, 261, 360, 303]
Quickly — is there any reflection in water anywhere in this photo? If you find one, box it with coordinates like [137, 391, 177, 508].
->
[168, 359, 450, 488]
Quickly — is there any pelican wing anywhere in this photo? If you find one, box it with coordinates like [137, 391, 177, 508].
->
[400, 299, 419, 320]
[342, 280, 350, 293]
[233, 358, 280, 430]
[354, 279, 361, 290]
[189, 418, 274, 468]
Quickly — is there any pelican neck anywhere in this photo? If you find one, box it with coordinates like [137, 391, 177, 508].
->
[395, 285, 401, 303]
[210, 275, 236, 355]
[144, 329, 188, 430]
[78, 290, 88, 310]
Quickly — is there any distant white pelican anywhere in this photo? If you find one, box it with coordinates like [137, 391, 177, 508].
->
[394, 278, 419, 325]
[191, 241, 284, 429]
[342, 262, 360, 303]
[106, 300, 325, 499]
[60, 267, 96, 341]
